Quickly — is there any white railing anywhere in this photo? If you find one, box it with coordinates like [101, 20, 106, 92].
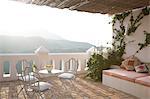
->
[0, 52, 89, 82]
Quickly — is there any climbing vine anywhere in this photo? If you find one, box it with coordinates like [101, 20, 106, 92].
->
[137, 31, 150, 53]
[110, 7, 150, 64]
[109, 12, 130, 65]
[127, 7, 150, 35]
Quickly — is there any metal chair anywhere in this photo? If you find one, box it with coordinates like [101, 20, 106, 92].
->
[58, 58, 79, 92]
[16, 60, 37, 97]
[17, 60, 53, 99]
[21, 67, 52, 99]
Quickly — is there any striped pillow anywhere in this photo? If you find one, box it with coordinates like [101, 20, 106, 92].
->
[135, 64, 148, 73]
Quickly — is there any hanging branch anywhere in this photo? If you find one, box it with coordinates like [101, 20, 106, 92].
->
[137, 31, 150, 53]
[127, 7, 150, 35]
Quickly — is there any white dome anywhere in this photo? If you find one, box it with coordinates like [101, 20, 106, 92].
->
[34, 46, 49, 53]
[86, 46, 96, 53]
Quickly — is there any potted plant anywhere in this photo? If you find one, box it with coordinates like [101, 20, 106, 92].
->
[46, 64, 53, 73]
[86, 53, 110, 81]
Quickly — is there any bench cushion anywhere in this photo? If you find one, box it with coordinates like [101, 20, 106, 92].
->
[32, 82, 52, 91]
[135, 76, 150, 87]
[103, 69, 149, 82]
[58, 73, 75, 79]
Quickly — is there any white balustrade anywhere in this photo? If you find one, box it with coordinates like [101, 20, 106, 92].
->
[0, 52, 89, 82]
[0, 58, 3, 81]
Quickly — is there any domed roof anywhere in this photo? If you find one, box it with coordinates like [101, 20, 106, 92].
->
[34, 46, 49, 53]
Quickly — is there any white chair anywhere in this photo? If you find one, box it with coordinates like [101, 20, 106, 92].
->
[58, 58, 79, 91]
[17, 60, 53, 99]
[17, 60, 38, 97]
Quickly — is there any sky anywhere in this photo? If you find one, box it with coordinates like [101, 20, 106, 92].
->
[0, 0, 112, 46]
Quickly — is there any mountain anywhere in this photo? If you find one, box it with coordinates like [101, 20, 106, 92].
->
[0, 35, 93, 53]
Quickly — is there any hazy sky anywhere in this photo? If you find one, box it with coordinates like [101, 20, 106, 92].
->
[0, 0, 112, 46]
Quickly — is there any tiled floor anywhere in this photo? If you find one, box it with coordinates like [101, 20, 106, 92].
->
[0, 74, 137, 99]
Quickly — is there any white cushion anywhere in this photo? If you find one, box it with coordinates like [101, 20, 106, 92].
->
[58, 73, 75, 79]
[19, 75, 38, 81]
[32, 82, 52, 91]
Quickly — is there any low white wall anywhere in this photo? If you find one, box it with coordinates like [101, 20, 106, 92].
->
[103, 74, 150, 99]
[0, 52, 89, 81]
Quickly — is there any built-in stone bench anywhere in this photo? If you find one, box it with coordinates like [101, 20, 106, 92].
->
[135, 76, 150, 87]
[102, 69, 150, 99]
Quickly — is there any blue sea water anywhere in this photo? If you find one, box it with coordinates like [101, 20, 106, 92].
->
[3, 61, 33, 74]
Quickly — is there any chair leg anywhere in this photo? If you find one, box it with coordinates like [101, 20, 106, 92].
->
[17, 85, 24, 96]
[60, 78, 78, 95]
[17, 82, 29, 99]
[38, 91, 45, 99]
[70, 78, 78, 92]
[60, 78, 67, 91]
[62, 79, 74, 91]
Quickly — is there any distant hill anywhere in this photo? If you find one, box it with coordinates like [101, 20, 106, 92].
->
[0, 35, 93, 53]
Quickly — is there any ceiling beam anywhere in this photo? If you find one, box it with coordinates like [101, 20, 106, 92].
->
[57, 0, 72, 8]
[69, 0, 90, 10]
[56, 0, 84, 8]
[12, 0, 150, 14]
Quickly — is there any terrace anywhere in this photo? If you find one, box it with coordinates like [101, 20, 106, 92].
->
[0, 0, 150, 99]
[0, 75, 138, 99]
[0, 47, 137, 99]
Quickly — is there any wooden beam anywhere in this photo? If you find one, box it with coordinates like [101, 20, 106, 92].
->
[57, 0, 71, 8]
[57, 0, 79, 8]
[31, 0, 41, 4]
[69, 0, 90, 10]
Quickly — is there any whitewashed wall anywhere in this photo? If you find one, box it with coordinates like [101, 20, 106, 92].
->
[114, 7, 150, 63]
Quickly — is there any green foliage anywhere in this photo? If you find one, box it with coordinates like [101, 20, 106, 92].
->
[107, 48, 124, 65]
[112, 6, 150, 58]
[112, 12, 130, 26]
[111, 12, 130, 65]
[127, 7, 150, 35]
[142, 7, 150, 15]
[86, 53, 110, 81]
[137, 31, 150, 53]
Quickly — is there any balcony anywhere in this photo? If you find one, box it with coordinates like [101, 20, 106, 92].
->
[0, 47, 137, 99]
[0, 46, 89, 82]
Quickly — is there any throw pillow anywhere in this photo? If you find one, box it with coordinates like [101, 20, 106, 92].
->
[127, 60, 135, 66]
[124, 65, 135, 71]
[135, 64, 148, 73]
[120, 56, 141, 71]
[127, 56, 141, 66]
[121, 59, 135, 70]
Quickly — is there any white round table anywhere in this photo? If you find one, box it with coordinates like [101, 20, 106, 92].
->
[38, 69, 63, 78]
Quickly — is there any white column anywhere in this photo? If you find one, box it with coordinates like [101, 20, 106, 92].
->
[54, 59, 60, 70]
[81, 59, 86, 71]
[52, 60, 55, 69]
[78, 59, 86, 72]
[61, 59, 65, 72]
[10, 60, 18, 80]
[78, 60, 81, 71]
[70, 59, 73, 71]
[0, 60, 3, 81]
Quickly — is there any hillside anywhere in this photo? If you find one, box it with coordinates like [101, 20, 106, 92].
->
[0, 35, 93, 53]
